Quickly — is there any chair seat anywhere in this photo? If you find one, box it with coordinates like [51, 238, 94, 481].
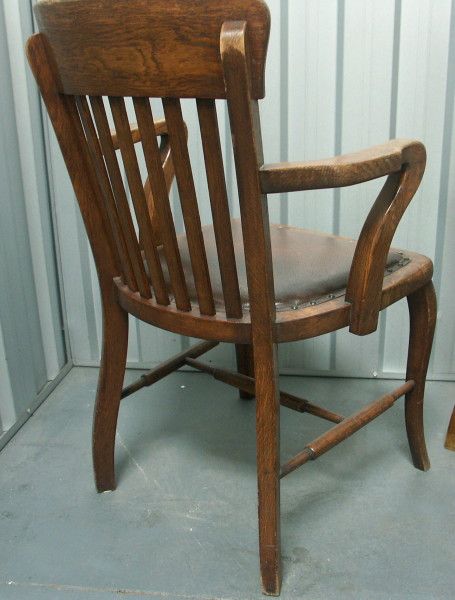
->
[159, 220, 408, 312]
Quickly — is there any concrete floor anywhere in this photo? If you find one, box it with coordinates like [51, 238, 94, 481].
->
[0, 367, 453, 600]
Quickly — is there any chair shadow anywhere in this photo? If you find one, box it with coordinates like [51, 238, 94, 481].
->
[115, 373, 258, 484]
[115, 372, 415, 489]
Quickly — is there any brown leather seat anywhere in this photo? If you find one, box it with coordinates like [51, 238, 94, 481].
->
[159, 220, 406, 311]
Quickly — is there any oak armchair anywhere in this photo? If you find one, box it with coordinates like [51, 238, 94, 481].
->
[27, 0, 436, 595]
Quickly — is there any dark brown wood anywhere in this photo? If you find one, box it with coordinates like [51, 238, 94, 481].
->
[26, 34, 130, 493]
[221, 21, 281, 595]
[280, 380, 415, 478]
[260, 139, 426, 336]
[112, 118, 169, 245]
[197, 98, 242, 318]
[145, 127, 179, 247]
[26, 37, 119, 294]
[445, 406, 455, 451]
[405, 282, 436, 470]
[279, 391, 344, 424]
[121, 340, 218, 399]
[111, 117, 176, 246]
[89, 95, 151, 298]
[346, 142, 426, 334]
[133, 97, 191, 311]
[75, 95, 136, 290]
[184, 357, 344, 423]
[259, 140, 410, 193]
[110, 119, 169, 150]
[163, 97, 215, 316]
[235, 343, 255, 399]
[109, 96, 169, 305]
[34, 0, 270, 98]
[114, 250, 432, 346]
[115, 277, 252, 343]
[92, 295, 129, 492]
[28, 3, 437, 596]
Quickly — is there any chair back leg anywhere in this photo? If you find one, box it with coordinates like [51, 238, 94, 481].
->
[405, 281, 437, 471]
[254, 340, 281, 595]
[92, 291, 129, 492]
[235, 344, 255, 399]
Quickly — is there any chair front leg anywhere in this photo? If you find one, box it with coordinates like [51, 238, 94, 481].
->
[405, 281, 437, 471]
[92, 290, 129, 492]
[254, 340, 281, 595]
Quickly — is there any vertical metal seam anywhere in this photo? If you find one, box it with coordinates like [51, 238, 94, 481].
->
[333, 0, 345, 238]
[280, 0, 289, 225]
[379, 0, 402, 374]
[76, 215, 100, 361]
[331, 0, 345, 371]
[431, 0, 455, 372]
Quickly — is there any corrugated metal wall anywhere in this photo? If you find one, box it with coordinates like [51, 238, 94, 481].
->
[0, 1, 68, 444]
[45, 0, 455, 380]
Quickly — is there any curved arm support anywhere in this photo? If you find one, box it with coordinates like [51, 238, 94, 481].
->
[346, 141, 426, 335]
[143, 127, 175, 246]
[111, 119, 187, 246]
[259, 139, 420, 193]
[110, 119, 168, 149]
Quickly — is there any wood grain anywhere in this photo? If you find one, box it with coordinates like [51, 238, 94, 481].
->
[163, 97, 215, 316]
[34, 0, 270, 98]
[89, 95, 151, 298]
[405, 282, 437, 470]
[197, 98, 242, 319]
[346, 142, 426, 334]
[280, 380, 415, 478]
[75, 95, 136, 290]
[133, 97, 191, 311]
[259, 140, 415, 193]
[109, 96, 169, 305]
[221, 21, 281, 595]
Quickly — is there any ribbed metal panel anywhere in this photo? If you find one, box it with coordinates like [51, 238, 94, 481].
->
[0, 0, 67, 443]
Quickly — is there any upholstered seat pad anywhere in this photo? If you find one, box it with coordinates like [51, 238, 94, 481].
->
[159, 220, 404, 311]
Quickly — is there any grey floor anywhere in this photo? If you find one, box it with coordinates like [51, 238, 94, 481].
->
[0, 367, 453, 600]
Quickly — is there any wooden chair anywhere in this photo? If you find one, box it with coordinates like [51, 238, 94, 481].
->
[27, 1, 436, 595]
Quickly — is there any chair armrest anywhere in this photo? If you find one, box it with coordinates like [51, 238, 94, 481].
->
[259, 139, 423, 193]
[111, 118, 188, 247]
[346, 141, 426, 335]
[110, 119, 168, 149]
[111, 119, 173, 246]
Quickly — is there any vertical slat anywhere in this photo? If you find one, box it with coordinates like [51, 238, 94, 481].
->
[132, 97, 191, 311]
[109, 96, 169, 306]
[75, 95, 136, 291]
[162, 97, 215, 316]
[197, 98, 242, 318]
[89, 96, 151, 299]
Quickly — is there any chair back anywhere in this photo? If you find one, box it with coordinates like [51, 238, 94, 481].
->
[27, 0, 271, 320]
